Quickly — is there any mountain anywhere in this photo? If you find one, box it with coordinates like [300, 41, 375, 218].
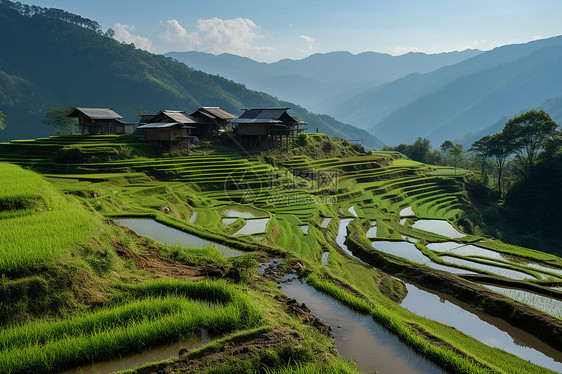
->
[0, 2, 382, 149]
[164, 49, 482, 114]
[370, 44, 562, 145]
[457, 95, 562, 148]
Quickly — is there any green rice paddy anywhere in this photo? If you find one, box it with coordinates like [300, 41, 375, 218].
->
[1, 134, 562, 373]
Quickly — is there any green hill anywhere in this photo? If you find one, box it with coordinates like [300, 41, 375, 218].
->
[0, 1, 382, 149]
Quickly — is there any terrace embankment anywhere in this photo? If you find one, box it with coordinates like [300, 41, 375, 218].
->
[346, 229, 562, 352]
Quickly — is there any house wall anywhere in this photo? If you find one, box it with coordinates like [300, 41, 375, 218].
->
[238, 123, 268, 136]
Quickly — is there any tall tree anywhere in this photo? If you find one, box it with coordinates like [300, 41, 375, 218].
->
[42, 107, 77, 135]
[503, 110, 558, 176]
[0, 110, 5, 132]
[469, 135, 491, 183]
[486, 132, 514, 197]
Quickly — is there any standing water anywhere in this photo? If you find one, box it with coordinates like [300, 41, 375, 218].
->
[280, 277, 446, 374]
[116, 219, 243, 257]
[401, 283, 562, 372]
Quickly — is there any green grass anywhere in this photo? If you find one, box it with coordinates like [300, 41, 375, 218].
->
[0, 163, 98, 272]
[0, 279, 262, 374]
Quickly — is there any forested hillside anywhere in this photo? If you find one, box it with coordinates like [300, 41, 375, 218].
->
[0, 1, 382, 148]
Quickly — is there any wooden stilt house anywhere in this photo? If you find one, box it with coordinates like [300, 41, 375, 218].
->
[68, 107, 134, 135]
[189, 107, 237, 138]
[136, 110, 195, 150]
[231, 108, 307, 149]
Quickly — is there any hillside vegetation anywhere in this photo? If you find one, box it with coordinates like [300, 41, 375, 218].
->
[1, 134, 562, 373]
[0, 1, 382, 149]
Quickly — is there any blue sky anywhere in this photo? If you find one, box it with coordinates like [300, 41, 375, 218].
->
[22, 0, 562, 62]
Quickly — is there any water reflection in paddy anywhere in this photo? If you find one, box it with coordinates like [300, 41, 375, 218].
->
[336, 219, 354, 255]
[321, 251, 330, 265]
[482, 285, 562, 319]
[63, 329, 210, 374]
[401, 284, 562, 372]
[321, 217, 332, 228]
[280, 278, 445, 374]
[234, 218, 269, 236]
[221, 218, 238, 226]
[372, 241, 430, 264]
[189, 211, 197, 223]
[427, 243, 506, 260]
[440, 256, 534, 280]
[300, 225, 309, 234]
[400, 206, 415, 216]
[220, 205, 267, 219]
[348, 206, 358, 217]
[411, 220, 466, 238]
[116, 219, 243, 257]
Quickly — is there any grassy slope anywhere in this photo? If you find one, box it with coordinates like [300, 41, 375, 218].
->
[1, 136, 561, 373]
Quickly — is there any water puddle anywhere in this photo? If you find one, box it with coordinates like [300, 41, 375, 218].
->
[321, 217, 332, 228]
[482, 285, 562, 319]
[411, 220, 466, 239]
[372, 241, 431, 264]
[400, 207, 415, 216]
[300, 225, 309, 234]
[526, 263, 562, 278]
[366, 225, 378, 238]
[189, 211, 197, 223]
[63, 329, 209, 374]
[234, 218, 269, 236]
[336, 219, 354, 255]
[440, 256, 534, 280]
[428, 243, 506, 261]
[220, 205, 267, 219]
[116, 219, 243, 257]
[400, 218, 408, 225]
[280, 278, 446, 374]
[321, 251, 330, 265]
[401, 235, 419, 243]
[348, 206, 358, 217]
[401, 284, 562, 372]
[221, 218, 238, 226]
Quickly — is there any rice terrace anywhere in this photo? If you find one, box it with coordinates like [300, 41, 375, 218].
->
[2, 1, 562, 373]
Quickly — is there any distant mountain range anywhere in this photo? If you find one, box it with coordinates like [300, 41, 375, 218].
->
[168, 37, 562, 147]
[165, 49, 482, 117]
[0, 1, 382, 149]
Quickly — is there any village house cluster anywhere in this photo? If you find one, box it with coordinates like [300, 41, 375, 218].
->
[68, 106, 308, 150]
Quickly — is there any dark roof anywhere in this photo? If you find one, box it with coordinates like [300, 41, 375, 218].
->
[139, 114, 156, 123]
[138, 122, 194, 129]
[150, 110, 196, 124]
[239, 108, 291, 120]
[69, 107, 123, 120]
[190, 107, 237, 120]
[230, 118, 283, 124]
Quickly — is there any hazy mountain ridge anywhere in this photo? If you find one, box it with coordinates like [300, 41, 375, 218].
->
[0, 2, 382, 148]
[370, 42, 562, 145]
[165, 49, 482, 114]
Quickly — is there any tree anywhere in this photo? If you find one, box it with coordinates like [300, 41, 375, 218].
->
[469, 135, 491, 183]
[0, 110, 5, 132]
[450, 144, 463, 177]
[42, 107, 77, 135]
[486, 132, 514, 198]
[503, 110, 558, 176]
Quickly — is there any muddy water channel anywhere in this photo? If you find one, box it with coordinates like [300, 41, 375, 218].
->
[116, 219, 244, 257]
[279, 276, 446, 374]
[401, 284, 562, 372]
[333, 218, 562, 372]
[63, 329, 210, 374]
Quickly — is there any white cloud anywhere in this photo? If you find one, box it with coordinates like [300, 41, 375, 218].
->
[114, 23, 154, 52]
[299, 35, 316, 51]
[162, 17, 274, 57]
